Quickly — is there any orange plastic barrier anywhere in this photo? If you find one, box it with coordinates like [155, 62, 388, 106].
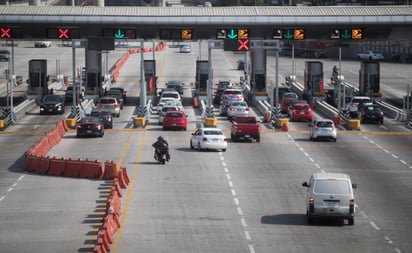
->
[106, 194, 121, 217]
[63, 158, 82, 178]
[193, 96, 199, 108]
[25, 154, 39, 172]
[120, 167, 130, 185]
[48, 157, 66, 176]
[97, 231, 110, 253]
[93, 245, 104, 253]
[117, 169, 128, 189]
[62, 119, 69, 132]
[103, 160, 118, 180]
[80, 159, 103, 179]
[37, 155, 50, 174]
[111, 179, 123, 198]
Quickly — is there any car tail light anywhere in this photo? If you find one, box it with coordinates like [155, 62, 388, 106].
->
[202, 137, 207, 142]
[114, 104, 119, 108]
[97, 124, 102, 130]
[314, 125, 319, 129]
[223, 137, 228, 141]
[379, 112, 383, 116]
[351, 103, 356, 108]
[77, 125, 83, 129]
[245, 107, 249, 111]
[229, 106, 234, 111]
[97, 104, 102, 108]
[349, 199, 355, 213]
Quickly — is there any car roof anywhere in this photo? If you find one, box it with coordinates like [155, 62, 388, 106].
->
[312, 172, 351, 181]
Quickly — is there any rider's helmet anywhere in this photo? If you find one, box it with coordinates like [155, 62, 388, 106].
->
[157, 136, 164, 142]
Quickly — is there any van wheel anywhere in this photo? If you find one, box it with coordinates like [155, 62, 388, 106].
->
[348, 218, 354, 225]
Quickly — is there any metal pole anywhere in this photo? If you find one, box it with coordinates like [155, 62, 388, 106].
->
[140, 40, 146, 112]
[275, 49, 279, 117]
[72, 46, 77, 113]
[338, 47, 342, 114]
[207, 40, 212, 116]
[152, 41, 155, 60]
[292, 43, 295, 77]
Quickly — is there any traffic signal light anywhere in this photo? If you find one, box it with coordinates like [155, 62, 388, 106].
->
[0, 27, 12, 38]
[223, 39, 250, 52]
[47, 28, 80, 39]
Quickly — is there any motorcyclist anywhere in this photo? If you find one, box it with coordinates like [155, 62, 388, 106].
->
[152, 136, 170, 161]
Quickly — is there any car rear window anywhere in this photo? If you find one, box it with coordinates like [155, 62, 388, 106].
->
[295, 104, 310, 110]
[100, 98, 116, 104]
[91, 110, 110, 116]
[316, 121, 333, 127]
[365, 106, 381, 112]
[162, 93, 179, 99]
[313, 180, 350, 195]
[224, 90, 241, 95]
[166, 112, 183, 118]
[204, 130, 223, 135]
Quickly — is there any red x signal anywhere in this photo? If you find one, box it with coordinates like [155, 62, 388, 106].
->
[58, 28, 69, 39]
[0, 27, 11, 38]
[237, 39, 250, 51]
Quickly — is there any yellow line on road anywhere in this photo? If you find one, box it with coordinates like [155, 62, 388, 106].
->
[117, 130, 133, 169]
[111, 130, 146, 253]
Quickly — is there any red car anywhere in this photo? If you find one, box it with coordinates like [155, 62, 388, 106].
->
[162, 110, 187, 131]
[280, 92, 299, 113]
[288, 102, 313, 121]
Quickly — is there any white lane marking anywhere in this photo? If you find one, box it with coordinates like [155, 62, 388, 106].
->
[320, 169, 326, 173]
[222, 162, 226, 167]
[226, 174, 231, 180]
[228, 181, 233, 188]
[220, 156, 224, 161]
[400, 160, 407, 165]
[315, 164, 321, 169]
[0, 196, 5, 202]
[248, 244, 256, 253]
[231, 189, 237, 196]
[299, 147, 304, 152]
[370, 221, 380, 231]
[234, 197, 240, 206]
[309, 157, 314, 163]
[304, 152, 310, 157]
[224, 167, 229, 173]
[384, 235, 393, 244]
[391, 154, 399, 159]
[244, 230, 251, 240]
[237, 207, 243, 216]
[7, 187, 13, 192]
[241, 218, 248, 227]
[18, 175, 24, 181]
[383, 149, 390, 153]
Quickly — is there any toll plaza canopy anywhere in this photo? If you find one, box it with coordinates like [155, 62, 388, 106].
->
[0, 5, 412, 40]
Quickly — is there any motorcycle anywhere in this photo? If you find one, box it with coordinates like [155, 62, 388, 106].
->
[154, 143, 170, 165]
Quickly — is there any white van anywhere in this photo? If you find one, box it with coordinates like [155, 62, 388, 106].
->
[302, 172, 357, 225]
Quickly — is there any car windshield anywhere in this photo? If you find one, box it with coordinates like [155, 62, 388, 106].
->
[43, 95, 61, 102]
[204, 130, 223, 135]
[313, 180, 350, 195]
[316, 121, 334, 128]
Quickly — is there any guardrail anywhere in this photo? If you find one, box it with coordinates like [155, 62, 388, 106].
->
[376, 100, 408, 122]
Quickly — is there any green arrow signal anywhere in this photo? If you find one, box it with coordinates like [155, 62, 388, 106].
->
[114, 29, 125, 39]
[283, 30, 293, 39]
[227, 29, 237, 39]
[341, 29, 351, 39]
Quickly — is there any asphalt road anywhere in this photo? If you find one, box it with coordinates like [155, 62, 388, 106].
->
[0, 41, 412, 253]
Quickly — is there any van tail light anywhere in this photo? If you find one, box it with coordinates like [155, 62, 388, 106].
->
[349, 199, 355, 213]
[309, 197, 315, 213]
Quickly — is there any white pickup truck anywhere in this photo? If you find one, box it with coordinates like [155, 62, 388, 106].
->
[356, 51, 384, 60]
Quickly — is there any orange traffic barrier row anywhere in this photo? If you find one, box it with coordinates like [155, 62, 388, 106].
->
[47, 156, 66, 176]
[103, 160, 118, 180]
[63, 158, 82, 177]
[81, 159, 103, 179]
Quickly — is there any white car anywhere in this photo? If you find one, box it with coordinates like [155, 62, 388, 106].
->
[356, 51, 384, 61]
[226, 101, 249, 119]
[179, 44, 191, 53]
[190, 127, 227, 152]
[34, 41, 52, 48]
[309, 119, 337, 142]
[302, 172, 357, 225]
[157, 97, 180, 114]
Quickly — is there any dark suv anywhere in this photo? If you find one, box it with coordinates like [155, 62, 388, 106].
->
[359, 103, 384, 124]
[40, 94, 65, 115]
[90, 108, 113, 129]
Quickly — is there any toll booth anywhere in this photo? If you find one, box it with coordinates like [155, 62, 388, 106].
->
[85, 49, 103, 97]
[144, 60, 157, 97]
[27, 59, 48, 99]
[195, 60, 208, 95]
[250, 48, 267, 95]
[304, 61, 324, 103]
[359, 61, 381, 100]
